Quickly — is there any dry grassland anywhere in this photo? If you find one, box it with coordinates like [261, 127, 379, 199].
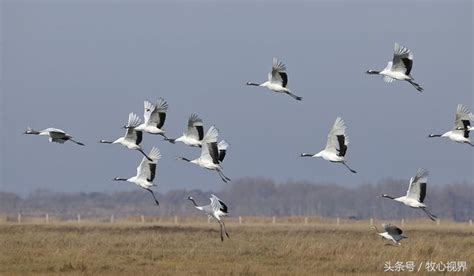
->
[0, 218, 472, 275]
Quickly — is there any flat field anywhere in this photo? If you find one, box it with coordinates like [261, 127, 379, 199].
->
[0, 218, 472, 275]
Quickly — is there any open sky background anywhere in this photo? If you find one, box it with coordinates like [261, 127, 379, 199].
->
[1, 0, 473, 195]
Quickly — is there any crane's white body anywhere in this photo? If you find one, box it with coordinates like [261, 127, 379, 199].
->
[110, 136, 141, 150]
[379, 62, 411, 81]
[258, 80, 290, 93]
[175, 135, 202, 147]
[314, 150, 344, 163]
[392, 196, 426, 208]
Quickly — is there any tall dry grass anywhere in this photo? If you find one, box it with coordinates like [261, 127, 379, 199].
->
[0, 219, 472, 275]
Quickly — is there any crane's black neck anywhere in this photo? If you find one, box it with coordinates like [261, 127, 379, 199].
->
[428, 134, 442, 138]
[99, 140, 113, 144]
[114, 177, 128, 181]
[24, 129, 40, 135]
[246, 82, 260, 86]
[366, 70, 380, 75]
[300, 153, 315, 157]
[179, 157, 191, 162]
[382, 194, 395, 200]
[188, 198, 198, 207]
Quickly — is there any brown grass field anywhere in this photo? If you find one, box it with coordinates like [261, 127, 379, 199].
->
[0, 217, 473, 275]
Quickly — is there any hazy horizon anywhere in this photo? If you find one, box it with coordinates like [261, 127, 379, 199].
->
[1, 0, 473, 195]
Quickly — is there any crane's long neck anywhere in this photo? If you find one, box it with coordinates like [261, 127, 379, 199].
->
[246, 82, 261, 86]
[366, 70, 380, 75]
[382, 194, 395, 200]
[428, 134, 442, 138]
[25, 129, 41, 135]
[188, 198, 198, 207]
[99, 139, 114, 144]
[178, 157, 191, 162]
[114, 177, 128, 181]
[300, 153, 315, 157]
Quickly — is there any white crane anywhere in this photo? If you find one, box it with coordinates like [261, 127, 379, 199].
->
[113, 147, 161, 205]
[167, 113, 204, 147]
[24, 127, 85, 146]
[381, 168, 437, 221]
[247, 57, 302, 101]
[300, 117, 357, 173]
[429, 104, 474, 146]
[134, 98, 173, 142]
[366, 43, 423, 92]
[371, 223, 407, 246]
[99, 113, 152, 161]
[188, 194, 230, 242]
[177, 126, 231, 183]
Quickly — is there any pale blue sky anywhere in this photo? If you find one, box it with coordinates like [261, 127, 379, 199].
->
[1, 0, 472, 195]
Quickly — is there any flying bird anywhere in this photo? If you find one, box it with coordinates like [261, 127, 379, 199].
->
[188, 194, 230, 242]
[300, 117, 357, 173]
[381, 168, 437, 221]
[366, 43, 423, 92]
[247, 57, 302, 101]
[99, 113, 152, 161]
[134, 98, 173, 142]
[24, 127, 84, 146]
[177, 126, 231, 183]
[167, 113, 204, 147]
[371, 223, 407, 246]
[113, 147, 161, 206]
[429, 104, 474, 146]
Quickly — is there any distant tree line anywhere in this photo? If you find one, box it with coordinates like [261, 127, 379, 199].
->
[0, 177, 472, 221]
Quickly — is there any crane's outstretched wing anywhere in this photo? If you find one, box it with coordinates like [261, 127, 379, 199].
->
[217, 140, 229, 162]
[124, 113, 142, 143]
[137, 147, 161, 182]
[269, 57, 288, 87]
[143, 100, 156, 125]
[210, 194, 228, 214]
[199, 126, 219, 162]
[149, 98, 168, 129]
[392, 43, 413, 75]
[383, 223, 403, 235]
[454, 104, 472, 138]
[406, 168, 428, 203]
[325, 117, 346, 153]
[186, 113, 204, 141]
